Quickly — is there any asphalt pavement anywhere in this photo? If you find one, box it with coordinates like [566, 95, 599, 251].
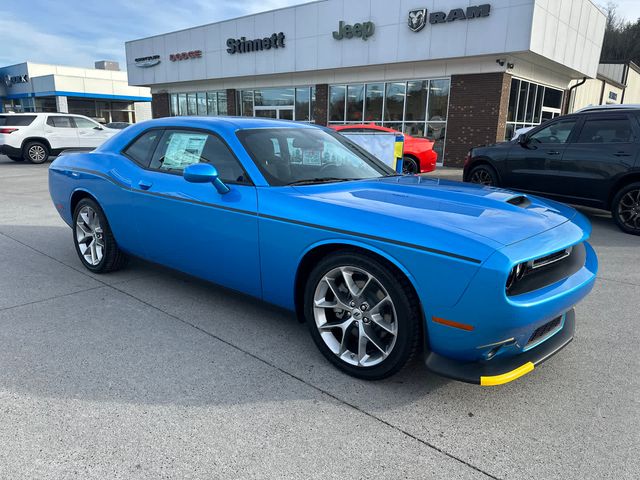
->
[0, 156, 638, 479]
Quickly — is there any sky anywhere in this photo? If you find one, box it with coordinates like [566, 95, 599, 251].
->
[1, 0, 639, 70]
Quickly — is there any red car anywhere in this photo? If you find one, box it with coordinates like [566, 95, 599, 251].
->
[330, 124, 438, 173]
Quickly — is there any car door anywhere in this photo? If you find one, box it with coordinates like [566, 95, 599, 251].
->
[73, 116, 111, 148]
[44, 115, 79, 150]
[126, 128, 262, 298]
[505, 117, 579, 194]
[557, 114, 640, 207]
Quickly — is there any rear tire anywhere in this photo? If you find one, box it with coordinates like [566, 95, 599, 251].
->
[304, 251, 421, 380]
[73, 198, 127, 273]
[612, 182, 640, 236]
[402, 156, 419, 174]
[468, 164, 499, 187]
[23, 141, 49, 164]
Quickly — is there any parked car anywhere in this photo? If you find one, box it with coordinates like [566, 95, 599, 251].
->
[106, 122, 132, 130]
[464, 108, 640, 235]
[49, 117, 597, 384]
[330, 124, 438, 174]
[0, 113, 118, 164]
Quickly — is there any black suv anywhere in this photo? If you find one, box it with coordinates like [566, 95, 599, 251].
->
[463, 108, 640, 235]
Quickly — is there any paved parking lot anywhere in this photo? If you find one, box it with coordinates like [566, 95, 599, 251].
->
[0, 155, 638, 479]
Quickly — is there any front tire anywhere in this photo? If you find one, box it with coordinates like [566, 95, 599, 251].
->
[468, 164, 499, 186]
[73, 198, 127, 272]
[304, 251, 421, 380]
[23, 141, 49, 164]
[612, 182, 640, 236]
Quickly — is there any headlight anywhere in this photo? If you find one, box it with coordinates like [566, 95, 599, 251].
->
[506, 262, 528, 291]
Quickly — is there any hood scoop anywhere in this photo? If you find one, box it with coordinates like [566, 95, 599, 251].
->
[505, 195, 532, 208]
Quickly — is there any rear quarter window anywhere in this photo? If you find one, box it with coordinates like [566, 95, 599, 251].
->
[123, 130, 162, 168]
[0, 115, 36, 126]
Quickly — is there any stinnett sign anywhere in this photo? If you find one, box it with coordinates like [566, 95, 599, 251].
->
[227, 32, 286, 54]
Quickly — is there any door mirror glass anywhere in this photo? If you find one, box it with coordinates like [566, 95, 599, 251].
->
[517, 133, 529, 145]
[183, 163, 230, 194]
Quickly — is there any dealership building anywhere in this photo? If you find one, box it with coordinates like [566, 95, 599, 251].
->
[0, 61, 152, 124]
[125, 0, 607, 165]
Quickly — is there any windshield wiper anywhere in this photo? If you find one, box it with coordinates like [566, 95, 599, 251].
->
[286, 177, 356, 186]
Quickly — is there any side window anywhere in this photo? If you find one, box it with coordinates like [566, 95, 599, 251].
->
[529, 119, 577, 144]
[74, 117, 99, 129]
[46, 116, 75, 128]
[150, 130, 249, 183]
[575, 117, 634, 144]
[123, 130, 162, 167]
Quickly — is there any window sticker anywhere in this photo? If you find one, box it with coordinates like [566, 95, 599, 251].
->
[163, 133, 207, 169]
[302, 149, 321, 166]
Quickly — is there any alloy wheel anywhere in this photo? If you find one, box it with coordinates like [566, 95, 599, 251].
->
[75, 206, 105, 266]
[28, 145, 46, 163]
[470, 168, 494, 185]
[313, 266, 398, 367]
[617, 188, 640, 231]
[402, 157, 419, 174]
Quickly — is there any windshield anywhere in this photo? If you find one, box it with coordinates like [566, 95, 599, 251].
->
[236, 127, 396, 186]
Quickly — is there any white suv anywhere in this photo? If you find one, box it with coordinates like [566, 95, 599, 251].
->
[0, 113, 118, 164]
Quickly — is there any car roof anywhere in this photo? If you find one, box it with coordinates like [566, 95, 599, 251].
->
[132, 116, 317, 131]
[575, 104, 640, 113]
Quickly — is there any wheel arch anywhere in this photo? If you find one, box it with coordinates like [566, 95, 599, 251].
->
[21, 137, 52, 152]
[607, 173, 640, 209]
[70, 188, 100, 217]
[293, 240, 424, 329]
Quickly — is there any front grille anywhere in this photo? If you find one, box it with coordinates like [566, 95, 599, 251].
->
[527, 316, 563, 347]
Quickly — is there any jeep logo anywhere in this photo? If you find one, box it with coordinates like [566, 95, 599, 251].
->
[332, 20, 375, 41]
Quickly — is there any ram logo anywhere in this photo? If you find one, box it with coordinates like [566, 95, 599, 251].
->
[408, 8, 427, 32]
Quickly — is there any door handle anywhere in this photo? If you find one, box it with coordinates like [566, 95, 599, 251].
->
[546, 151, 560, 156]
[138, 180, 153, 190]
[614, 152, 631, 157]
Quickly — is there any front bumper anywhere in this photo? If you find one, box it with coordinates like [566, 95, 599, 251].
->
[425, 309, 575, 386]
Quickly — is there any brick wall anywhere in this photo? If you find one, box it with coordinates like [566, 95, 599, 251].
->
[151, 92, 170, 119]
[445, 72, 511, 166]
[226, 89, 238, 116]
[313, 84, 329, 125]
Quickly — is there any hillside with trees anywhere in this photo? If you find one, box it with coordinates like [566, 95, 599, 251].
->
[600, 2, 640, 64]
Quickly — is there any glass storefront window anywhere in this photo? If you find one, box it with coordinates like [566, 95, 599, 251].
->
[364, 83, 383, 122]
[405, 81, 427, 122]
[427, 123, 446, 159]
[196, 92, 207, 116]
[254, 88, 294, 107]
[178, 94, 187, 116]
[346, 84, 365, 122]
[241, 90, 254, 117]
[428, 79, 449, 121]
[329, 85, 346, 122]
[384, 83, 405, 122]
[187, 93, 197, 115]
[217, 92, 228, 115]
[295, 87, 310, 121]
[170, 94, 179, 116]
[207, 92, 218, 116]
[403, 122, 425, 138]
[543, 88, 563, 108]
[505, 78, 564, 140]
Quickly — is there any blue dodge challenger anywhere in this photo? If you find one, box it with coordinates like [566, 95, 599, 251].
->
[48, 117, 598, 385]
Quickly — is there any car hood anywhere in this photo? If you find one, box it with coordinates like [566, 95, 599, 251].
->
[290, 176, 576, 248]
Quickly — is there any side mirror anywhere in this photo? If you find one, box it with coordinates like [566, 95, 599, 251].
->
[94, 125, 103, 130]
[517, 133, 529, 145]
[183, 163, 230, 194]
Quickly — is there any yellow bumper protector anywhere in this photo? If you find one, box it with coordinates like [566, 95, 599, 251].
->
[480, 362, 535, 386]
